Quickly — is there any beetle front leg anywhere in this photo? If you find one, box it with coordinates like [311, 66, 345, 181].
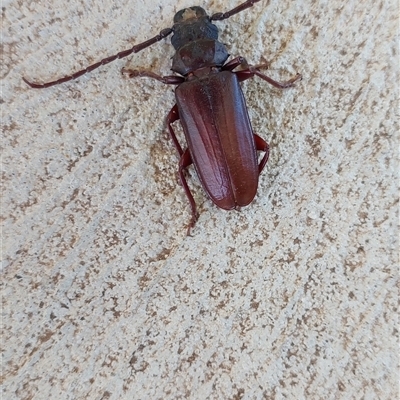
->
[179, 149, 199, 235]
[236, 67, 301, 88]
[252, 69, 302, 89]
[122, 68, 184, 85]
[222, 56, 266, 72]
[224, 56, 301, 88]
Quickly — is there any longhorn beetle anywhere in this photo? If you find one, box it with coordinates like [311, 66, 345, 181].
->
[23, 0, 301, 234]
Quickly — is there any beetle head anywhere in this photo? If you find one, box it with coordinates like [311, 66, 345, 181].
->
[171, 6, 219, 52]
[173, 6, 208, 23]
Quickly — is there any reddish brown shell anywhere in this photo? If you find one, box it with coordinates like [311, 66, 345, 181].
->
[175, 70, 259, 209]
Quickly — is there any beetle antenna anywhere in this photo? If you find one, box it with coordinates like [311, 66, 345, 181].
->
[211, 0, 261, 21]
[23, 28, 173, 89]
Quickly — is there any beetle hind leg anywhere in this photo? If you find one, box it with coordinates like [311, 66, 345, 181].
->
[179, 149, 199, 235]
[254, 134, 270, 174]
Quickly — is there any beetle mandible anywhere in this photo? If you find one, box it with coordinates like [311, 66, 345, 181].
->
[23, 0, 301, 234]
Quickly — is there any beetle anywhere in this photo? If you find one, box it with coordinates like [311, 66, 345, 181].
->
[23, 0, 301, 234]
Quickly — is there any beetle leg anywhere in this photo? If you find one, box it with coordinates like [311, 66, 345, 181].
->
[122, 68, 184, 85]
[222, 56, 249, 71]
[235, 67, 301, 88]
[179, 149, 199, 235]
[167, 104, 184, 157]
[167, 105, 198, 234]
[222, 56, 267, 72]
[254, 134, 270, 174]
[224, 56, 301, 88]
[252, 69, 302, 89]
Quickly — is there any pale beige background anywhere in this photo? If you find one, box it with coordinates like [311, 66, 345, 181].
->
[2, 0, 398, 398]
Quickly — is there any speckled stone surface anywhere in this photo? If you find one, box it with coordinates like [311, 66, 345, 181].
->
[2, 0, 398, 399]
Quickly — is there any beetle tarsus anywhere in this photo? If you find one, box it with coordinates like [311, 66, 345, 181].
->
[186, 212, 199, 236]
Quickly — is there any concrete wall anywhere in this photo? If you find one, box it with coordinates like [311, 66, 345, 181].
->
[2, 0, 398, 398]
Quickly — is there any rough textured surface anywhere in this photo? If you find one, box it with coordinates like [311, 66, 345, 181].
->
[2, 0, 398, 398]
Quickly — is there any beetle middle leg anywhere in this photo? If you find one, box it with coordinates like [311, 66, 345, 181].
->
[166, 104, 184, 156]
[124, 69, 199, 232]
[123, 71, 185, 154]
